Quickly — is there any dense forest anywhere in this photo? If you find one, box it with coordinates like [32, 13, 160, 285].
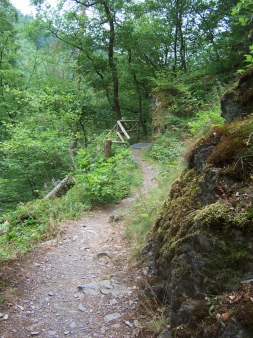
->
[0, 0, 252, 257]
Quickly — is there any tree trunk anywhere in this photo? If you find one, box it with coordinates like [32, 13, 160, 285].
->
[133, 73, 147, 136]
[104, 139, 112, 158]
[103, 2, 121, 121]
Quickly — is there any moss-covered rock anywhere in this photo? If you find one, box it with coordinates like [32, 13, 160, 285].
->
[151, 85, 198, 134]
[147, 113, 253, 336]
[221, 67, 253, 122]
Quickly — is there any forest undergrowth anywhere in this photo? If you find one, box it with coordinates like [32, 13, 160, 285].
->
[0, 145, 140, 259]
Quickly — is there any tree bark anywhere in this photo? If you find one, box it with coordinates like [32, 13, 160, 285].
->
[103, 2, 121, 121]
[104, 139, 112, 158]
[133, 73, 147, 136]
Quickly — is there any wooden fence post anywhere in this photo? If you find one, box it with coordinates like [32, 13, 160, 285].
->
[104, 139, 112, 157]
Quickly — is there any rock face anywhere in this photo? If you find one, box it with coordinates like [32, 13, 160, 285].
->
[151, 86, 198, 134]
[147, 70, 253, 337]
[221, 67, 253, 122]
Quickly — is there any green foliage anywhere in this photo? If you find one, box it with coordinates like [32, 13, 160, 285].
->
[0, 79, 103, 214]
[146, 112, 187, 167]
[188, 105, 225, 135]
[152, 83, 199, 120]
[0, 147, 139, 259]
[74, 148, 138, 205]
[0, 201, 55, 258]
[146, 133, 184, 167]
[0, 0, 26, 139]
[125, 156, 185, 255]
[232, 0, 253, 70]
[0, 114, 73, 212]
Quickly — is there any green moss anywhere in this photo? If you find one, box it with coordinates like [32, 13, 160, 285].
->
[193, 201, 249, 230]
[187, 116, 253, 180]
[154, 169, 203, 259]
[221, 85, 240, 103]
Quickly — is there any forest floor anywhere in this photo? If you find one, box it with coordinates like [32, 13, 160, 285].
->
[0, 148, 158, 338]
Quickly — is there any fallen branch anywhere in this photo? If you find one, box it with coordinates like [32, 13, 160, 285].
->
[43, 176, 74, 200]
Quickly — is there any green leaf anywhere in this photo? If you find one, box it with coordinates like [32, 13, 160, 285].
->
[239, 17, 246, 22]
[231, 8, 238, 15]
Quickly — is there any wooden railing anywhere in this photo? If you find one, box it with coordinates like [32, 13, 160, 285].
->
[104, 120, 140, 157]
[106, 120, 140, 144]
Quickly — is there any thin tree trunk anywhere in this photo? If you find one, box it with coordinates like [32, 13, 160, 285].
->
[133, 74, 147, 136]
[104, 139, 112, 158]
[178, 11, 187, 72]
[103, 2, 121, 121]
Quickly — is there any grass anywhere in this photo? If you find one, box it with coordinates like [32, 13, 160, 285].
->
[134, 280, 171, 336]
[0, 293, 7, 304]
[125, 141, 187, 256]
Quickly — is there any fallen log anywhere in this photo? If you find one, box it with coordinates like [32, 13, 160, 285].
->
[43, 176, 74, 200]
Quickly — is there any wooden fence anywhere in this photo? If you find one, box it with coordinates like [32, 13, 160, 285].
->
[106, 120, 140, 144]
[104, 120, 140, 157]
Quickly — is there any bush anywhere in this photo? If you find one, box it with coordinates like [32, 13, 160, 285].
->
[188, 105, 225, 135]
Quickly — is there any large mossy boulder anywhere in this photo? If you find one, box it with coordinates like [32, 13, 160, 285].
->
[151, 86, 198, 134]
[147, 110, 253, 336]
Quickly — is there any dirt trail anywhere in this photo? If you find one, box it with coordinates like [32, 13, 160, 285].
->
[0, 149, 157, 338]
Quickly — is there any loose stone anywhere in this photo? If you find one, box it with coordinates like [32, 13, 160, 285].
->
[97, 252, 113, 260]
[157, 330, 172, 338]
[70, 321, 77, 329]
[78, 304, 85, 312]
[125, 320, 133, 327]
[109, 298, 118, 305]
[110, 323, 121, 329]
[133, 319, 140, 327]
[100, 326, 106, 334]
[103, 313, 121, 322]
[17, 305, 24, 311]
[100, 280, 112, 289]
[78, 282, 99, 295]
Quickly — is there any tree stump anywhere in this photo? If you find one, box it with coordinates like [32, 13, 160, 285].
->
[104, 139, 112, 157]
